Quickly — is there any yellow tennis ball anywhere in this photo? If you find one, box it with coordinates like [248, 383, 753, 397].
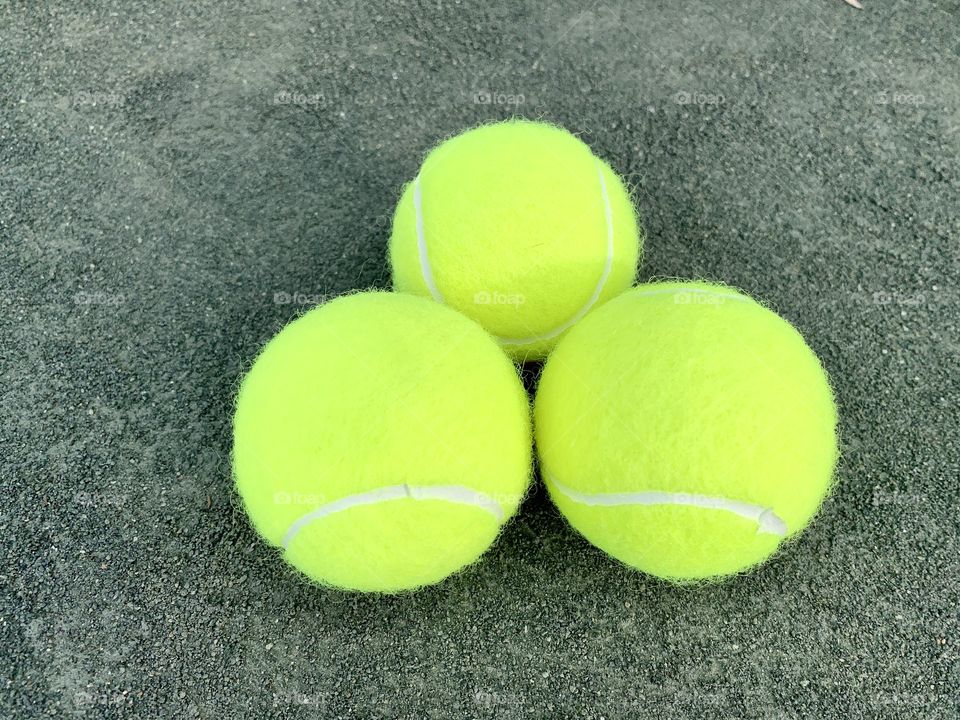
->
[389, 120, 642, 360]
[535, 281, 838, 581]
[233, 292, 531, 592]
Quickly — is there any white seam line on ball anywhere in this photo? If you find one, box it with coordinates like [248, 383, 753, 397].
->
[414, 161, 615, 346]
[413, 175, 445, 303]
[281, 483, 504, 549]
[546, 474, 787, 536]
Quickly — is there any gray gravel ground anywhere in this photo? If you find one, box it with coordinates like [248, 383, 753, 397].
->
[2, 1, 959, 718]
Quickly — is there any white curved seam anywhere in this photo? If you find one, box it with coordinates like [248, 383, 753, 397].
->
[497, 160, 615, 346]
[414, 162, 615, 346]
[413, 175, 445, 302]
[632, 286, 753, 304]
[281, 483, 504, 549]
[546, 474, 787, 536]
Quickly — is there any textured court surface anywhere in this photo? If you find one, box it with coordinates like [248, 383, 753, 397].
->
[3, 1, 958, 718]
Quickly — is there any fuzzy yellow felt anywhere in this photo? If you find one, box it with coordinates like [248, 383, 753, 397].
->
[233, 292, 531, 592]
[390, 120, 641, 360]
[534, 281, 838, 581]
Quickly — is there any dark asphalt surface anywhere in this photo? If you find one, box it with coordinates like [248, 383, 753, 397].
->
[3, 1, 959, 718]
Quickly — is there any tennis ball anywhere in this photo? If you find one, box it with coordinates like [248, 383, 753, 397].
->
[389, 120, 642, 360]
[535, 281, 838, 581]
[233, 292, 531, 592]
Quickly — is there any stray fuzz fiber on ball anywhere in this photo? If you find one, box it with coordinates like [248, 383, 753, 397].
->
[535, 281, 839, 581]
[390, 120, 642, 360]
[233, 292, 532, 592]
